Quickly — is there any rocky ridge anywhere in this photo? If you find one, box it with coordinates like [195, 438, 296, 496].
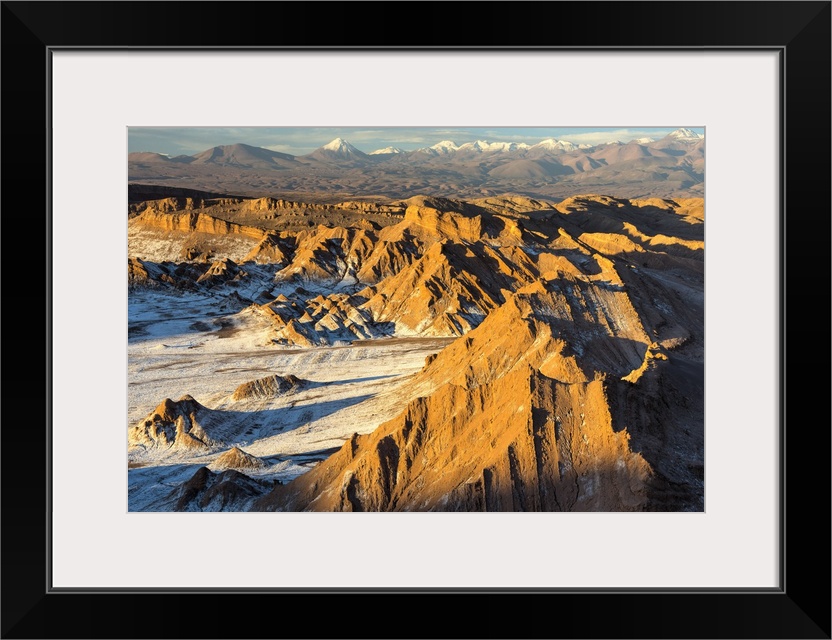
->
[128, 192, 704, 511]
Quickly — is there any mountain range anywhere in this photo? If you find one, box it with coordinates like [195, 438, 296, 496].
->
[129, 129, 704, 201]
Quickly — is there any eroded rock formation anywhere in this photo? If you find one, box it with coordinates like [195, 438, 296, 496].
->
[129, 192, 704, 511]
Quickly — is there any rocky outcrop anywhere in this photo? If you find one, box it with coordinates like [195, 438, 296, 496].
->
[196, 258, 246, 286]
[358, 240, 514, 337]
[127, 257, 155, 287]
[128, 395, 217, 451]
[275, 225, 375, 283]
[126, 258, 233, 291]
[134, 210, 266, 240]
[264, 292, 378, 346]
[231, 374, 305, 401]
[253, 275, 669, 512]
[211, 447, 267, 471]
[243, 232, 292, 264]
[402, 201, 483, 244]
[173, 466, 270, 511]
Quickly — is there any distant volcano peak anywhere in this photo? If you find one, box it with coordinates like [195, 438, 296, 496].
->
[322, 138, 359, 153]
[667, 128, 704, 141]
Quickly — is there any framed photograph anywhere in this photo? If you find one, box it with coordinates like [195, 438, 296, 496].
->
[3, 2, 829, 638]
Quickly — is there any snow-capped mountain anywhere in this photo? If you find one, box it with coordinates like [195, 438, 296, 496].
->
[306, 138, 372, 163]
[321, 138, 363, 154]
[456, 140, 531, 153]
[369, 146, 405, 155]
[416, 140, 460, 155]
[667, 128, 704, 142]
[533, 138, 578, 152]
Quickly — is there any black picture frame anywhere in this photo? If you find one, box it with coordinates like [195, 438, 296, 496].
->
[2, 2, 829, 638]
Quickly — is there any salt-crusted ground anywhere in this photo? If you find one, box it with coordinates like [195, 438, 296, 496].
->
[128, 287, 452, 511]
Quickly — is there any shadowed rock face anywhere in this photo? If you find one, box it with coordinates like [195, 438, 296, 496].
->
[255, 367, 653, 512]
[253, 278, 700, 512]
[174, 466, 270, 511]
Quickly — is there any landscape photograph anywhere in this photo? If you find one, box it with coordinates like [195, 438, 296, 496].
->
[127, 126, 705, 512]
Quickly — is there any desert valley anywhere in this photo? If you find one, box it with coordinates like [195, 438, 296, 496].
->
[127, 128, 704, 512]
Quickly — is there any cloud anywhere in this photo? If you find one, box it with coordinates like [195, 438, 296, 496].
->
[556, 129, 673, 145]
[264, 144, 299, 154]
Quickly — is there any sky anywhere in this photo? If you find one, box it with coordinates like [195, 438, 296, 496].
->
[128, 127, 705, 157]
